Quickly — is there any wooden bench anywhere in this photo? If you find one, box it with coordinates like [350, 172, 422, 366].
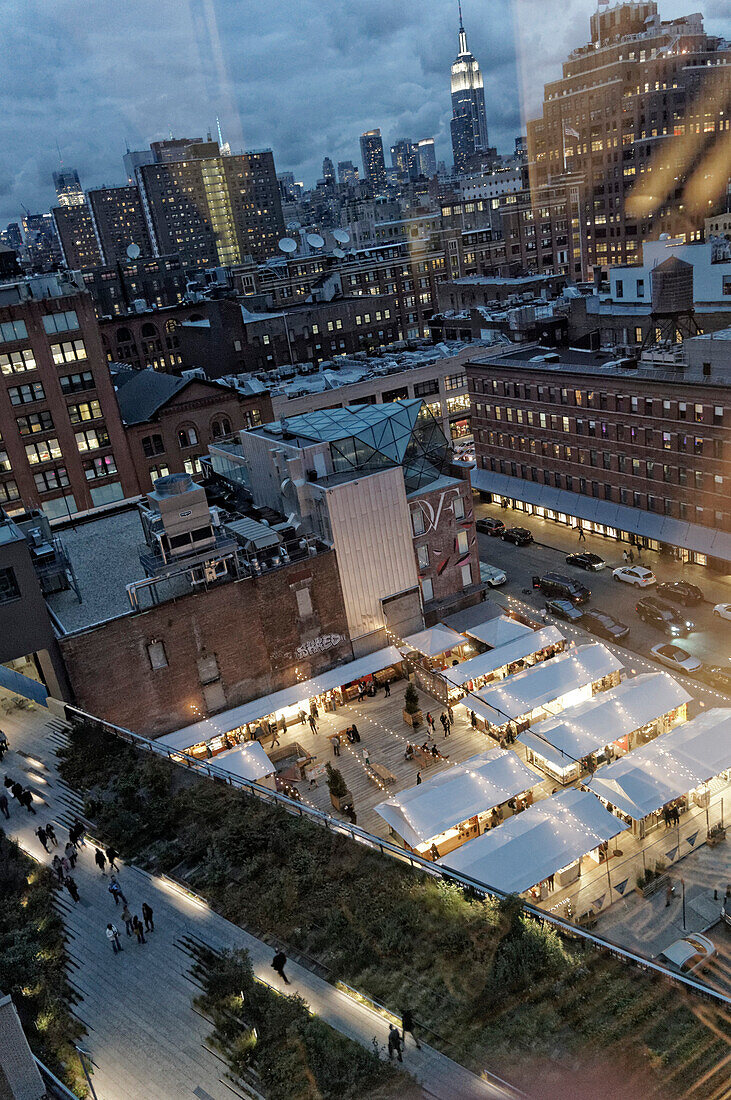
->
[371, 763, 397, 785]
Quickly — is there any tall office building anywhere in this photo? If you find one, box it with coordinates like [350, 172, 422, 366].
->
[390, 139, 419, 180]
[338, 160, 358, 186]
[87, 185, 153, 265]
[416, 138, 437, 178]
[527, 2, 731, 273]
[322, 156, 335, 183]
[359, 129, 387, 190]
[137, 142, 284, 268]
[21, 213, 62, 272]
[1, 223, 23, 254]
[123, 148, 155, 184]
[53, 169, 84, 207]
[450, 3, 488, 172]
[51, 203, 102, 271]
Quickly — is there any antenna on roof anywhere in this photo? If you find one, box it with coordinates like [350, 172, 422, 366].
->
[55, 140, 63, 167]
[458, 0, 464, 29]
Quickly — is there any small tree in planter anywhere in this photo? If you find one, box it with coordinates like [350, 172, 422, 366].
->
[326, 763, 352, 812]
[403, 681, 423, 729]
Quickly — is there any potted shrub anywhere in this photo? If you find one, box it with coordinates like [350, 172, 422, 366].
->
[326, 763, 352, 812]
[402, 681, 423, 729]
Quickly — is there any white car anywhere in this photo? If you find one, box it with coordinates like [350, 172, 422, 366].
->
[650, 642, 703, 674]
[713, 603, 731, 621]
[612, 565, 657, 587]
[479, 562, 507, 587]
[656, 933, 716, 975]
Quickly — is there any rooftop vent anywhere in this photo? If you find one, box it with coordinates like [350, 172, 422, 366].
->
[153, 472, 194, 496]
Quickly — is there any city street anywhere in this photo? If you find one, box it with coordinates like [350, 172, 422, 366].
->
[474, 500, 731, 687]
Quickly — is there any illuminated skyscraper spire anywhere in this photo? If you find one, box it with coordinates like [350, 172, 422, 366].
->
[450, 1, 488, 170]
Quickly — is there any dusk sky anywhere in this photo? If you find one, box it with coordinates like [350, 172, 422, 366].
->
[1, 0, 728, 226]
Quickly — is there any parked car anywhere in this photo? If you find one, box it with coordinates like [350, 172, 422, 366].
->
[650, 642, 703, 674]
[544, 598, 584, 623]
[479, 562, 507, 587]
[612, 565, 657, 587]
[581, 610, 630, 641]
[539, 572, 591, 604]
[656, 933, 716, 975]
[635, 597, 693, 637]
[713, 603, 731, 621]
[656, 580, 704, 606]
[700, 666, 731, 693]
[476, 517, 505, 536]
[501, 526, 533, 546]
[565, 552, 606, 572]
[722, 891, 731, 928]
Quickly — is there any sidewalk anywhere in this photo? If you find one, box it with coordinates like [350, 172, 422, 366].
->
[2, 702, 511, 1100]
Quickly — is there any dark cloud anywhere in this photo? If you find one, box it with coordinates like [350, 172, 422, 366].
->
[0, 0, 727, 225]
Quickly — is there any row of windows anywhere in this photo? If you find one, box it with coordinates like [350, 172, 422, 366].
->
[483, 430, 724, 471]
[141, 418, 232, 458]
[16, 400, 103, 434]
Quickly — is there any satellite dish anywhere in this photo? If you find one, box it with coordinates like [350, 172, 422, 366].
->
[332, 248, 346, 259]
[126, 242, 141, 259]
[333, 229, 350, 244]
[278, 237, 297, 254]
[307, 233, 325, 249]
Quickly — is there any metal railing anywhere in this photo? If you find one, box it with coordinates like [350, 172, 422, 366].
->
[33, 1056, 81, 1100]
[63, 704, 731, 1009]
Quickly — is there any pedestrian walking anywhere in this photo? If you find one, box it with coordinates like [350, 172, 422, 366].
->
[10, 780, 22, 802]
[106, 923, 123, 955]
[623, 549, 629, 564]
[308, 713, 317, 735]
[401, 1008, 422, 1050]
[45, 823, 58, 847]
[0, 731, 8, 755]
[271, 951, 290, 984]
[388, 1024, 403, 1062]
[0, 792, 8, 819]
[665, 883, 674, 907]
[270, 727, 280, 748]
[108, 876, 126, 905]
[94, 848, 107, 874]
[426, 713, 434, 732]
[132, 915, 146, 944]
[298, 709, 307, 727]
[350, 722, 360, 743]
[19, 788, 36, 815]
[60, 855, 71, 876]
[447, 704, 454, 724]
[628, 547, 635, 563]
[51, 854, 64, 882]
[470, 710, 477, 729]
[120, 904, 134, 936]
[105, 845, 119, 870]
[72, 818, 86, 846]
[142, 902, 154, 932]
[384, 680, 391, 698]
[65, 876, 80, 903]
[64, 841, 77, 869]
[416, 771, 422, 786]
[36, 825, 49, 851]
[577, 526, 586, 542]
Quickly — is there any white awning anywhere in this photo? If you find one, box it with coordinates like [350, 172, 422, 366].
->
[402, 624, 466, 657]
[374, 749, 539, 848]
[212, 741, 275, 781]
[158, 645, 404, 750]
[464, 615, 533, 648]
[439, 788, 628, 894]
[473, 644, 623, 725]
[445, 626, 564, 688]
[517, 673, 691, 762]
[585, 707, 731, 819]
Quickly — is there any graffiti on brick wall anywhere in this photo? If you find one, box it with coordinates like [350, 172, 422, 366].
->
[294, 632, 345, 660]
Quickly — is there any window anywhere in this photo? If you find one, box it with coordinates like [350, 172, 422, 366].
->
[417, 544, 429, 569]
[452, 495, 464, 519]
[678, 402, 687, 420]
[183, 455, 203, 475]
[51, 340, 87, 365]
[411, 508, 425, 536]
[295, 587, 313, 618]
[0, 349, 36, 373]
[414, 378, 439, 398]
[67, 400, 102, 424]
[694, 436, 703, 455]
[0, 449, 10, 473]
[421, 576, 433, 602]
[615, 279, 623, 298]
[8, 382, 45, 405]
[0, 320, 28, 343]
[0, 567, 20, 603]
[25, 438, 62, 464]
[17, 411, 53, 435]
[457, 530, 469, 554]
[714, 406, 724, 425]
[34, 466, 69, 493]
[84, 455, 118, 480]
[0, 480, 19, 504]
[662, 431, 672, 450]
[694, 403, 704, 423]
[142, 434, 165, 458]
[43, 310, 79, 334]
[60, 371, 94, 394]
[75, 427, 110, 452]
[211, 417, 231, 440]
[147, 642, 168, 670]
[445, 373, 467, 391]
[460, 563, 472, 588]
[146, 463, 169, 483]
[177, 426, 198, 448]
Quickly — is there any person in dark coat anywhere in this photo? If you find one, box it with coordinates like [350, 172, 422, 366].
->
[384, 680, 391, 698]
[401, 1008, 422, 1049]
[19, 788, 36, 814]
[142, 902, 154, 932]
[131, 915, 146, 944]
[36, 825, 49, 851]
[470, 710, 477, 729]
[65, 876, 80, 903]
[64, 841, 77, 868]
[108, 876, 126, 905]
[388, 1024, 403, 1061]
[105, 845, 119, 870]
[272, 951, 290, 984]
[94, 848, 107, 874]
[45, 823, 58, 847]
[72, 818, 86, 846]
[0, 792, 9, 819]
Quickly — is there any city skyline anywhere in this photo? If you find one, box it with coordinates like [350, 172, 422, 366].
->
[2, 0, 728, 225]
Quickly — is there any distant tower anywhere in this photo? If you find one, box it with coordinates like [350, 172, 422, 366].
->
[53, 168, 84, 207]
[322, 156, 335, 183]
[450, 1, 488, 171]
[337, 160, 358, 186]
[359, 129, 387, 190]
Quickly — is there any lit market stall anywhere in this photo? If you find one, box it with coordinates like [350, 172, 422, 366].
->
[444, 625, 565, 698]
[211, 741, 277, 790]
[401, 624, 470, 670]
[584, 707, 731, 838]
[518, 672, 692, 784]
[459, 643, 623, 739]
[439, 788, 629, 901]
[374, 749, 540, 860]
[464, 614, 534, 649]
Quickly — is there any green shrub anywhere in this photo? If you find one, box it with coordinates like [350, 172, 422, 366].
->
[403, 682, 420, 715]
[325, 763, 348, 799]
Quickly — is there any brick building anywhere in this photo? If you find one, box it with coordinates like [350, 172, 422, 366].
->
[87, 185, 153, 265]
[82, 255, 189, 318]
[0, 273, 138, 519]
[468, 335, 731, 570]
[51, 202, 102, 271]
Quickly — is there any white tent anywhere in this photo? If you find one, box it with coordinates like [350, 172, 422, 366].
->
[517, 672, 691, 763]
[445, 626, 564, 688]
[464, 615, 533, 649]
[402, 624, 466, 657]
[440, 788, 628, 894]
[158, 644, 403, 750]
[585, 707, 731, 819]
[374, 750, 539, 848]
[212, 741, 275, 782]
[471, 644, 623, 725]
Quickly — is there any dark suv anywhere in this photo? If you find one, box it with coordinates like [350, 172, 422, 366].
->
[501, 526, 533, 546]
[539, 572, 591, 604]
[476, 517, 505, 536]
[635, 596, 693, 636]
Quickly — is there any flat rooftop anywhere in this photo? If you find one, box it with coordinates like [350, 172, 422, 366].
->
[470, 344, 731, 386]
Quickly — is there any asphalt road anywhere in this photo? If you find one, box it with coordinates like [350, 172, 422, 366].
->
[474, 508, 731, 704]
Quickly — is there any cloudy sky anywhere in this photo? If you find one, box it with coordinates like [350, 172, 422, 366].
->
[1, 0, 728, 226]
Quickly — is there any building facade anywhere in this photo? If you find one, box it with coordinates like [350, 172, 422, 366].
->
[87, 185, 153, 265]
[450, 9, 489, 170]
[51, 203, 102, 271]
[359, 130, 387, 191]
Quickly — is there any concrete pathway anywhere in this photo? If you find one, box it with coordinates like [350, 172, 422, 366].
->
[2, 701, 513, 1100]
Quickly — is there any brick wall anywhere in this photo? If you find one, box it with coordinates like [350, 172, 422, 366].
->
[59, 548, 352, 737]
[410, 474, 480, 612]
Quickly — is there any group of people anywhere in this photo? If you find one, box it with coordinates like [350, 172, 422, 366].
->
[0, 730, 8, 762]
[3, 773, 37, 815]
[425, 708, 454, 738]
[106, 896, 154, 954]
[662, 802, 683, 827]
[47, 816, 88, 904]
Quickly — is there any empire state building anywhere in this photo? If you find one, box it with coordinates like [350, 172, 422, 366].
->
[450, 2, 489, 171]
